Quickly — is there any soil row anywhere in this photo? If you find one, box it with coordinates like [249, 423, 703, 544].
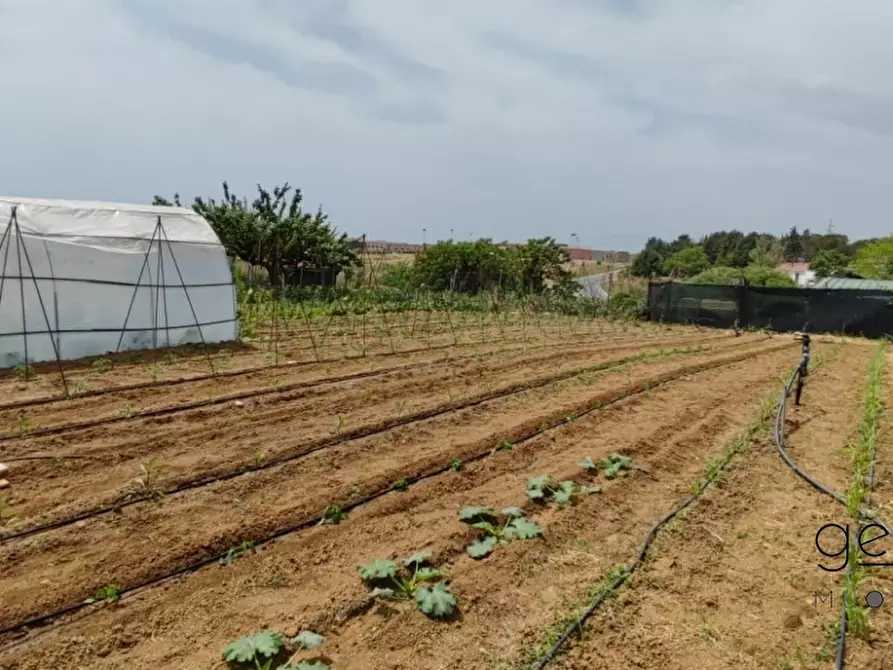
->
[0, 333, 756, 532]
[0, 337, 802, 669]
[554, 342, 873, 669]
[2, 319, 684, 403]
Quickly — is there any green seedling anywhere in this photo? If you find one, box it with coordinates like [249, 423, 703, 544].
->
[600, 453, 633, 479]
[318, 504, 348, 526]
[527, 474, 579, 505]
[251, 448, 266, 467]
[458, 506, 543, 559]
[17, 411, 31, 432]
[121, 403, 136, 419]
[128, 456, 164, 501]
[358, 550, 456, 618]
[393, 478, 409, 491]
[221, 540, 256, 566]
[86, 583, 120, 604]
[449, 458, 463, 472]
[331, 415, 347, 436]
[492, 439, 513, 454]
[222, 628, 331, 669]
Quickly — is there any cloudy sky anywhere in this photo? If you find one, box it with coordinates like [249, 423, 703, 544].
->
[1, 1, 892, 251]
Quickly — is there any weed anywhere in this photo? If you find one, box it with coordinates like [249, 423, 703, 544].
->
[250, 448, 266, 467]
[13, 362, 34, 380]
[121, 403, 136, 418]
[318, 504, 348, 526]
[69, 378, 89, 394]
[221, 540, 256, 566]
[449, 458, 463, 472]
[92, 357, 113, 373]
[331, 415, 347, 436]
[392, 478, 409, 491]
[16, 411, 30, 432]
[0, 498, 15, 527]
[358, 551, 456, 618]
[458, 506, 542, 558]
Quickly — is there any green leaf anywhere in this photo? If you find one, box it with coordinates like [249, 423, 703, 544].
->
[358, 559, 398, 582]
[457, 506, 496, 523]
[504, 518, 543, 540]
[553, 481, 576, 505]
[293, 631, 324, 650]
[527, 487, 545, 500]
[416, 583, 457, 618]
[471, 520, 498, 533]
[404, 550, 433, 567]
[369, 587, 397, 599]
[283, 662, 331, 670]
[500, 506, 525, 518]
[580, 485, 602, 495]
[603, 463, 622, 479]
[467, 535, 498, 558]
[414, 567, 441, 582]
[222, 630, 284, 663]
[527, 474, 553, 491]
[578, 457, 597, 472]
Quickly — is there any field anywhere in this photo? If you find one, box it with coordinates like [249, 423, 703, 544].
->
[0, 311, 887, 670]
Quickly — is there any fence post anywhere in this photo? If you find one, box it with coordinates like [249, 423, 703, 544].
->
[664, 280, 673, 321]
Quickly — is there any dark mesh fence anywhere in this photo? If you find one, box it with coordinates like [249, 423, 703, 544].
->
[648, 282, 893, 338]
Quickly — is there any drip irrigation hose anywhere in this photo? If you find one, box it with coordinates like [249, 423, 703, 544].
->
[771, 348, 886, 670]
[531, 345, 838, 669]
[0, 343, 778, 644]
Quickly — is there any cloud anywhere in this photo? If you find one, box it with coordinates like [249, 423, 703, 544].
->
[1, 0, 893, 250]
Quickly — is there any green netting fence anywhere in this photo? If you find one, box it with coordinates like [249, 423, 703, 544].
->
[648, 281, 893, 338]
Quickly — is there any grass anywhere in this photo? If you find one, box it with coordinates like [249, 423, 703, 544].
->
[838, 341, 886, 643]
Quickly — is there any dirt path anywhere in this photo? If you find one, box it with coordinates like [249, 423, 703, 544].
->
[0, 339, 793, 669]
[551, 341, 872, 669]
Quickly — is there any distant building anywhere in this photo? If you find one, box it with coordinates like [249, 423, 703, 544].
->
[776, 261, 815, 287]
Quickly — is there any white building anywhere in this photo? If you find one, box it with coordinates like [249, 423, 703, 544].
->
[0, 197, 237, 367]
[776, 261, 815, 287]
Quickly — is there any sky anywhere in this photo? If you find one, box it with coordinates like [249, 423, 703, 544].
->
[1, 1, 892, 251]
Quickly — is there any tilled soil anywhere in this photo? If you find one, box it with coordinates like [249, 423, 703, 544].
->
[0, 331, 745, 531]
[0, 317, 687, 404]
[554, 341, 874, 669]
[0, 334, 794, 669]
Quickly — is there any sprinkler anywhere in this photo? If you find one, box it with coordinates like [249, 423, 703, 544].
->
[792, 331, 811, 406]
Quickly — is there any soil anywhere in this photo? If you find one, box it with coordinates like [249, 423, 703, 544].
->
[0, 328, 796, 670]
[554, 341, 875, 669]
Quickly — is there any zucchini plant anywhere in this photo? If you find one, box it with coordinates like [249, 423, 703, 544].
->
[358, 550, 456, 618]
[222, 629, 330, 669]
[580, 453, 633, 479]
[458, 506, 542, 558]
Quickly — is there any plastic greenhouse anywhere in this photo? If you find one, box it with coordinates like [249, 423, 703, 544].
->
[0, 196, 237, 369]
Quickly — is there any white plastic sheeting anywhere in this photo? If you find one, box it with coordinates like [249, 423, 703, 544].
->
[0, 197, 238, 367]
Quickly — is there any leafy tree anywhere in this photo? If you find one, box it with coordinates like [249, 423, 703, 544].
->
[853, 237, 893, 280]
[514, 238, 574, 294]
[157, 182, 358, 288]
[748, 236, 784, 267]
[782, 226, 804, 261]
[662, 245, 710, 278]
[810, 250, 849, 278]
[630, 238, 669, 277]
[689, 266, 795, 287]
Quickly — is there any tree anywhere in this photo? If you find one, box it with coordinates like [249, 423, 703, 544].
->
[630, 247, 665, 278]
[157, 181, 359, 288]
[782, 226, 804, 261]
[853, 237, 893, 280]
[748, 236, 783, 267]
[810, 250, 849, 278]
[688, 266, 795, 287]
[662, 245, 710, 278]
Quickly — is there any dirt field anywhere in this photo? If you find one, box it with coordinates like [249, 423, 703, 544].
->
[0, 324, 885, 670]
